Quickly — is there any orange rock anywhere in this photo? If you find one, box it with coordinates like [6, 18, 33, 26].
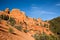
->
[0, 8, 54, 40]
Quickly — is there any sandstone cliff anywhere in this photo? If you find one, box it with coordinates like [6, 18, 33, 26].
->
[0, 8, 54, 40]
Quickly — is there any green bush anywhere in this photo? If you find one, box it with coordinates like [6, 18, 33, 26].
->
[33, 33, 40, 40]
[49, 17, 60, 38]
[33, 33, 49, 40]
[8, 17, 16, 26]
[0, 14, 9, 20]
[49, 35, 59, 40]
[15, 25, 22, 31]
[23, 29, 29, 33]
[44, 24, 48, 28]
[0, 15, 16, 26]
[33, 33, 59, 40]
[49, 17, 60, 40]
[8, 28, 14, 33]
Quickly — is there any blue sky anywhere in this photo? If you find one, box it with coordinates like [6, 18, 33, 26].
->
[0, 0, 60, 20]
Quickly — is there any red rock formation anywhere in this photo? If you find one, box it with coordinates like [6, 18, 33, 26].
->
[0, 8, 54, 40]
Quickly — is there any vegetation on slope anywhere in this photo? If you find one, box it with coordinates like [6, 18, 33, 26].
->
[0, 8, 60, 40]
[49, 16, 60, 39]
[0, 14, 9, 20]
[8, 28, 14, 34]
[14, 25, 23, 31]
[33, 32, 59, 40]
[0, 14, 16, 26]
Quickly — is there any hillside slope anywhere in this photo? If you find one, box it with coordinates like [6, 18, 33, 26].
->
[49, 16, 60, 39]
[0, 8, 58, 40]
[0, 19, 34, 40]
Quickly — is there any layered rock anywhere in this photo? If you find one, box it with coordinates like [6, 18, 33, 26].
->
[0, 8, 54, 40]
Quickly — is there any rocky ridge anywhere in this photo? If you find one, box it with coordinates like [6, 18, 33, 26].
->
[0, 8, 54, 40]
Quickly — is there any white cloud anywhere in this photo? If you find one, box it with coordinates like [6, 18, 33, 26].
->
[30, 6, 56, 14]
[40, 11, 55, 14]
[31, 6, 38, 9]
[56, 3, 60, 6]
[27, 6, 57, 20]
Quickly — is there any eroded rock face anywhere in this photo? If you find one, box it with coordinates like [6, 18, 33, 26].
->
[0, 29, 34, 40]
[10, 9, 26, 24]
[0, 8, 54, 40]
[0, 22, 34, 40]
